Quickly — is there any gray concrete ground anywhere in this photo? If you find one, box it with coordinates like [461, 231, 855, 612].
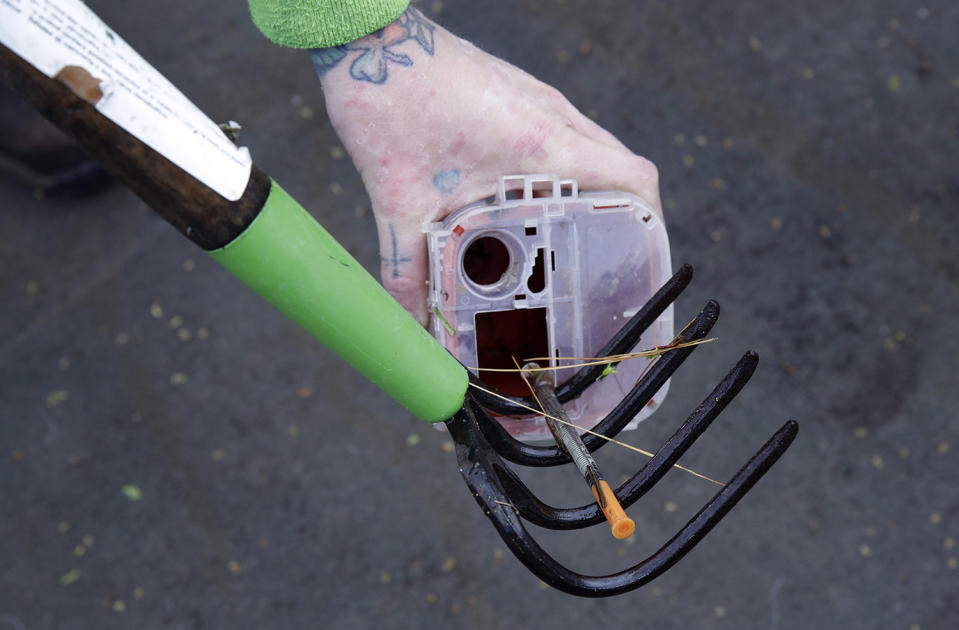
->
[2, 1, 957, 628]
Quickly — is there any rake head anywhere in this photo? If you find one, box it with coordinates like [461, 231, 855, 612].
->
[444, 264, 798, 597]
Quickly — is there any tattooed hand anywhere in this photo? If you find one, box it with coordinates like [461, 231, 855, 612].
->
[313, 7, 662, 325]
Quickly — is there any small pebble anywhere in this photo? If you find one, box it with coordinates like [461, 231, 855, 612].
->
[917, 7, 929, 19]
[426, 593, 438, 604]
[682, 155, 694, 167]
[898, 447, 910, 459]
[150, 302, 164, 319]
[930, 512, 942, 525]
[710, 177, 726, 190]
[864, 527, 876, 537]
[115, 332, 130, 345]
[887, 75, 901, 92]
[859, 544, 872, 557]
[664, 501, 678, 513]
[112, 600, 126, 613]
[298, 106, 314, 120]
[329, 182, 343, 196]
[555, 48, 569, 63]
[819, 225, 832, 238]
[714, 606, 726, 617]
[871, 455, 884, 469]
[801, 67, 815, 80]
[770, 216, 783, 230]
[177, 328, 192, 342]
[133, 587, 145, 600]
[58, 356, 71, 370]
[287, 424, 300, 438]
[197, 327, 210, 339]
[673, 133, 685, 145]
[46, 390, 69, 408]
[211, 449, 225, 461]
[431, 1, 443, 14]
[944, 537, 955, 550]
[877, 36, 890, 49]
[887, 18, 900, 30]
[60, 569, 81, 585]
[694, 135, 708, 147]
[937, 441, 949, 455]
[947, 557, 958, 569]
[170, 373, 188, 386]
[330, 146, 345, 160]
[748, 36, 762, 51]
[296, 387, 315, 399]
[73, 544, 86, 557]
[227, 560, 242, 574]
[492, 548, 504, 563]
[406, 434, 421, 447]
[441, 440, 454, 453]
[442, 556, 457, 572]
[168, 315, 183, 329]
[182, 259, 196, 272]
[121, 485, 143, 501]
[854, 427, 868, 438]
[82, 535, 94, 547]
[380, 571, 392, 584]
[26, 280, 40, 294]
[58, 521, 70, 534]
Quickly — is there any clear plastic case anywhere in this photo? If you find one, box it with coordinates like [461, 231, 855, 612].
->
[427, 175, 673, 441]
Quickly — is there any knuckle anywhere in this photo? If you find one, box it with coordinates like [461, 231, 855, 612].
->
[632, 155, 659, 184]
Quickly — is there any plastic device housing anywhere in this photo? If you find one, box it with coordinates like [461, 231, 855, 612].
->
[427, 175, 673, 441]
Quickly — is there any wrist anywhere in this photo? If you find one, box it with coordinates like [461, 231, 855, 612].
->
[311, 7, 438, 88]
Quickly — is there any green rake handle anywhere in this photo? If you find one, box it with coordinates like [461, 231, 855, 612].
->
[208, 180, 468, 422]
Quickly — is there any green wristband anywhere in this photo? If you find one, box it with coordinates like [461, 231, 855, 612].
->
[208, 180, 467, 423]
[248, 0, 411, 48]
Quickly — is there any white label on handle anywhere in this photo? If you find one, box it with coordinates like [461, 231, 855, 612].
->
[0, 0, 252, 201]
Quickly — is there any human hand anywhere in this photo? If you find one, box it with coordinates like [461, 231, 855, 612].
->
[313, 7, 662, 325]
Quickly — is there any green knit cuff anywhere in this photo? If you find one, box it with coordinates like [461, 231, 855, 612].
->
[248, 0, 411, 49]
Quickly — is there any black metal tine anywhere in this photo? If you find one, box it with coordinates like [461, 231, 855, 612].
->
[446, 394, 799, 598]
[486, 421, 798, 597]
[471, 264, 694, 416]
[474, 300, 720, 467]
[488, 352, 759, 530]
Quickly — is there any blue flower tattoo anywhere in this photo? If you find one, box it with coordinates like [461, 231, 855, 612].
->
[310, 8, 435, 84]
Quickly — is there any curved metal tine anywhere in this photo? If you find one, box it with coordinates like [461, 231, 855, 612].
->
[490, 352, 759, 529]
[490, 421, 798, 598]
[471, 264, 694, 416]
[446, 394, 799, 598]
[475, 300, 720, 468]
